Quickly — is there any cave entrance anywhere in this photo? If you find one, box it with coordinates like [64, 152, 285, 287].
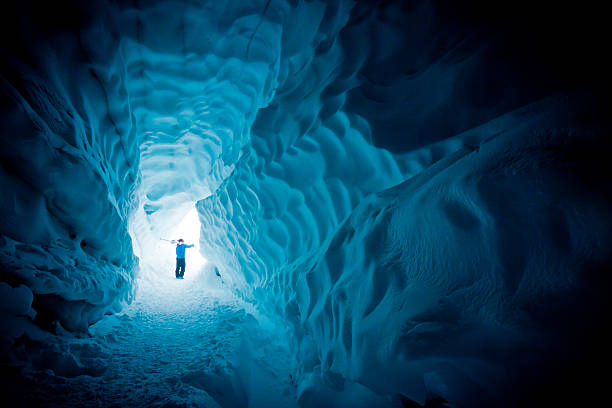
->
[128, 202, 234, 308]
[129, 203, 213, 290]
[169, 208, 208, 273]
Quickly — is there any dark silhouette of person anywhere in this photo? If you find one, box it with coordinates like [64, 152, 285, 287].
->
[174, 238, 194, 279]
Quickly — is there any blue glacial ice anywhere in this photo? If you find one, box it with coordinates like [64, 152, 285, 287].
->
[0, 0, 611, 407]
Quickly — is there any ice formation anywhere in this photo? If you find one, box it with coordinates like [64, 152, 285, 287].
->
[1, 0, 610, 406]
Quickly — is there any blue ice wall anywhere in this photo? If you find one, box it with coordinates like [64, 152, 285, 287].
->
[1, 0, 610, 406]
[194, 1, 611, 405]
[0, 2, 139, 333]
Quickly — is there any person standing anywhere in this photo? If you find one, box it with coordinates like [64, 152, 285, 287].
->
[174, 238, 194, 279]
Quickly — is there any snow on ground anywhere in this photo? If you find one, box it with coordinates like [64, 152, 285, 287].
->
[8, 266, 297, 408]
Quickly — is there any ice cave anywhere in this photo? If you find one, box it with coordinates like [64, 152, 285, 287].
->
[0, 0, 610, 407]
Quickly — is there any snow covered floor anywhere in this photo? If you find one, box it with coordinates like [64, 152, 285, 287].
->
[10, 267, 297, 408]
[87, 274, 244, 407]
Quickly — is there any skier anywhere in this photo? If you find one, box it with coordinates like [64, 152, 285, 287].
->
[173, 238, 194, 279]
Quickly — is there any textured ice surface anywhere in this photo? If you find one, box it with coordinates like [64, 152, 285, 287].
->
[1, 0, 610, 406]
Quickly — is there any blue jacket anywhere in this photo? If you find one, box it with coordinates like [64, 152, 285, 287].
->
[176, 243, 194, 259]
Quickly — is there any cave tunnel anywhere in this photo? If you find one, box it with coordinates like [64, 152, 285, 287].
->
[1, 0, 611, 407]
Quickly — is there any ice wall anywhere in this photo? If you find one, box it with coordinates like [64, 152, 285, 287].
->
[0, 3, 138, 337]
[1, 0, 610, 406]
[289, 100, 612, 406]
[194, 1, 611, 405]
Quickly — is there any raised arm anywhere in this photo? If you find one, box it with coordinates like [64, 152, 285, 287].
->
[186, 244, 195, 248]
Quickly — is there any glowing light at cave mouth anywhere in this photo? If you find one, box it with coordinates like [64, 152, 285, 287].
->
[134, 206, 209, 285]
[170, 208, 208, 274]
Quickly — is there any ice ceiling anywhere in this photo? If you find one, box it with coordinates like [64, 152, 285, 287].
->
[1, 0, 610, 406]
